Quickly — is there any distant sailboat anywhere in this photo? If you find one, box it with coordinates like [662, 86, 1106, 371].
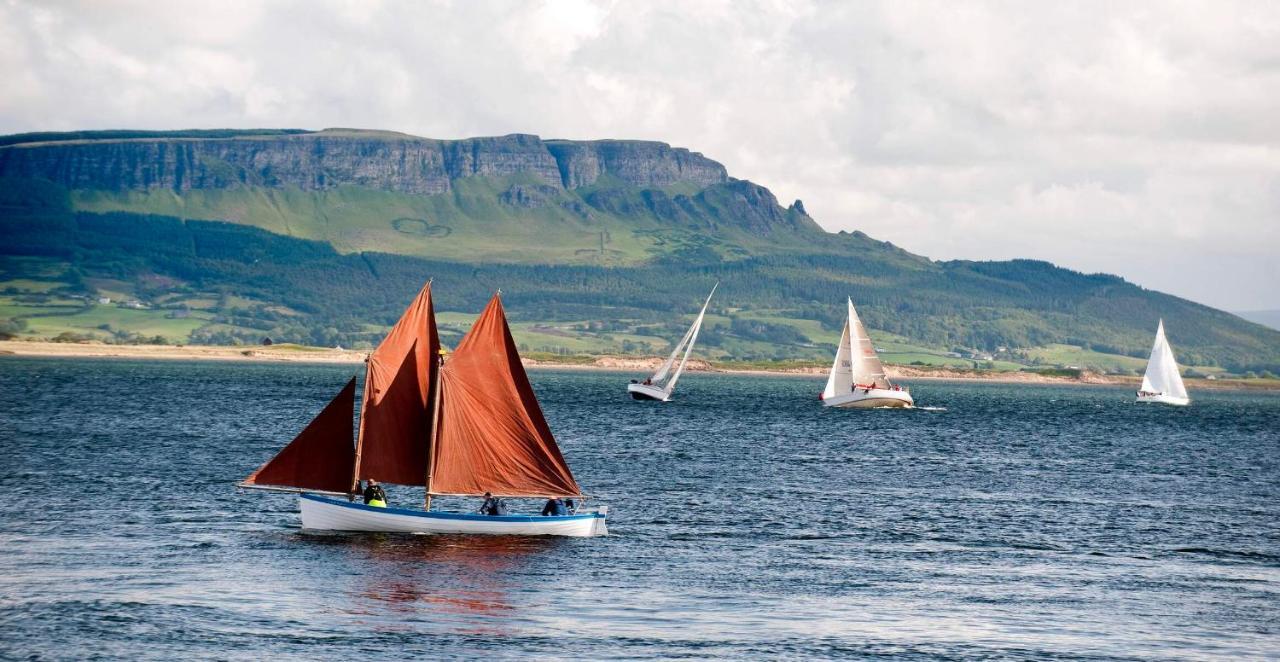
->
[1136, 319, 1190, 406]
[628, 284, 717, 402]
[241, 283, 608, 537]
[820, 298, 913, 409]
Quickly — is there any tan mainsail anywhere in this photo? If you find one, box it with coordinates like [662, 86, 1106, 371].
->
[432, 294, 582, 498]
[353, 282, 440, 487]
[242, 378, 356, 493]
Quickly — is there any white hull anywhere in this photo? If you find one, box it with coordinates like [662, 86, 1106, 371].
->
[822, 388, 914, 409]
[627, 383, 670, 401]
[298, 494, 608, 537]
[1136, 393, 1190, 406]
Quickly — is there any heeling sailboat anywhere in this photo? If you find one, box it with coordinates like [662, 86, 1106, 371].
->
[241, 283, 608, 537]
[1136, 319, 1190, 406]
[628, 284, 717, 402]
[820, 297, 914, 409]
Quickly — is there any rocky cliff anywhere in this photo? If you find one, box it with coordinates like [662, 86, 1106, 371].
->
[0, 129, 729, 195]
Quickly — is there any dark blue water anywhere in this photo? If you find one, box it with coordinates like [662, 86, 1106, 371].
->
[1, 357, 1277, 659]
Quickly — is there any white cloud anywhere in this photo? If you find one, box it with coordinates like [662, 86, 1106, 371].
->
[1, 0, 1277, 309]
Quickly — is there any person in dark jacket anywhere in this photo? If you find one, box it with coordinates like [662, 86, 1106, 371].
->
[541, 498, 568, 516]
[479, 492, 505, 516]
[363, 479, 387, 507]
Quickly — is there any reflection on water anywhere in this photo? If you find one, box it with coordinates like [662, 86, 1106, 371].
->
[303, 533, 566, 631]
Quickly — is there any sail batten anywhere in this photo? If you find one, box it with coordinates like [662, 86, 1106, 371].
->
[432, 294, 582, 497]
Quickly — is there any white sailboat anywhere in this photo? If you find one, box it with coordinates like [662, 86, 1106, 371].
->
[1136, 319, 1190, 406]
[820, 298, 913, 409]
[628, 284, 717, 402]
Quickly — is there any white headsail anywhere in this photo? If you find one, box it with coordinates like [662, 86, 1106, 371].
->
[644, 284, 717, 398]
[1141, 319, 1188, 400]
[822, 312, 854, 400]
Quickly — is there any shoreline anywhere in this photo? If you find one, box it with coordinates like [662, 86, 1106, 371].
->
[2, 340, 1275, 391]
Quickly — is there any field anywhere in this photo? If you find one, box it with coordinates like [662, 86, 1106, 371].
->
[1, 274, 1236, 378]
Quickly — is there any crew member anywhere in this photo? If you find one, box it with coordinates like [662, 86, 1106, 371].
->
[541, 498, 568, 516]
[363, 479, 387, 508]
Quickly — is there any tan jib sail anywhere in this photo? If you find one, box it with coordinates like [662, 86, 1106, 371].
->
[431, 294, 582, 498]
[354, 281, 440, 487]
[242, 377, 356, 493]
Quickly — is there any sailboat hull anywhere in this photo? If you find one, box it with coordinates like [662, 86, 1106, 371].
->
[299, 494, 608, 537]
[627, 383, 670, 401]
[1136, 393, 1190, 406]
[822, 388, 914, 409]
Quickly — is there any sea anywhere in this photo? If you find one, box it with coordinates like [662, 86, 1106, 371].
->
[0, 357, 1277, 660]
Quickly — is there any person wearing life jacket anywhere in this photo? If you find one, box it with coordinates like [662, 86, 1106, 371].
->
[363, 479, 387, 508]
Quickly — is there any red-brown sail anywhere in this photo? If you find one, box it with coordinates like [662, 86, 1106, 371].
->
[355, 281, 440, 486]
[243, 377, 355, 493]
[432, 294, 582, 497]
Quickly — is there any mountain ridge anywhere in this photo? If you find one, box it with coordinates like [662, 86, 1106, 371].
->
[0, 128, 731, 196]
[1, 128, 1277, 372]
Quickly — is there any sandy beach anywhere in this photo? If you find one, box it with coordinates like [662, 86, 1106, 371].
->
[2, 340, 1274, 391]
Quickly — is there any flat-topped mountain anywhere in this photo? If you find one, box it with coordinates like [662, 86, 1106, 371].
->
[0, 129, 730, 194]
[1, 128, 1277, 373]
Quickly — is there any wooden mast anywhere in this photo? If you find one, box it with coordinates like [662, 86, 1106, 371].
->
[424, 348, 445, 510]
[349, 358, 373, 497]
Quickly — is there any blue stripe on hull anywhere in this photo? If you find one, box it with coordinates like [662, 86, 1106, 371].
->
[300, 494, 604, 522]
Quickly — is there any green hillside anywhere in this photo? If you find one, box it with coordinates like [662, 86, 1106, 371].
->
[1, 129, 1277, 373]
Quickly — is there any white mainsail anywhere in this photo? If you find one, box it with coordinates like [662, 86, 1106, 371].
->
[824, 298, 892, 398]
[847, 299, 890, 389]
[1140, 319, 1188, 400]
[644, 284, 717, 397]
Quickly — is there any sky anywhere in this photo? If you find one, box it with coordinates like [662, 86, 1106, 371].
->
[2, 0, 1278, 311]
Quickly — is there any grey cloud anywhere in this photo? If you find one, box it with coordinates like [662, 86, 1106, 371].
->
[1, 0, 1277, 309]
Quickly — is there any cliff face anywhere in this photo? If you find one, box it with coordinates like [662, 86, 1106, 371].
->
[0, 130, 728, 195]
[544, 139, 727, 189]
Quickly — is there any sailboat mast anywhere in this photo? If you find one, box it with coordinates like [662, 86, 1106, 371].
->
[349, 358, 373, 496]
[424, 349, 444, 510]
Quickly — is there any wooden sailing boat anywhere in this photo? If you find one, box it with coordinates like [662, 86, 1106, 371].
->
[820, 297, 913, 409]
[1136, 319, 1190, 406]
[628, 284, 717, 402]
[241, 283, 608, 537]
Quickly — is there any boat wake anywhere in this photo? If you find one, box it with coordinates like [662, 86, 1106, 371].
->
[915, 406, 948, 412]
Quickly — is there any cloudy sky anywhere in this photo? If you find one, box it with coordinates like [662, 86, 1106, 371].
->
[2, 0, 1278, 311]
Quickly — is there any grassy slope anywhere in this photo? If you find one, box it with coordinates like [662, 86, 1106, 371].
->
[2, 156, 1277, 371]
[71, 175, 840, 266]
